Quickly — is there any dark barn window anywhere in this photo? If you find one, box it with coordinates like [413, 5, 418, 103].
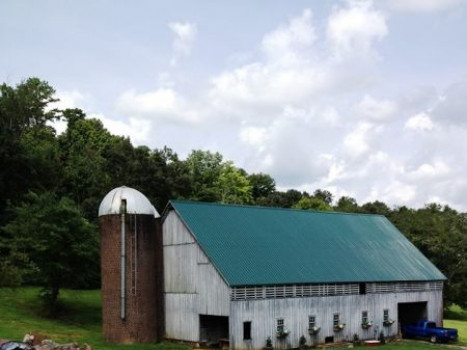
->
[277, 319, 284, 333]
[359, 283, 366, 294]
[243, 321, 252, 340]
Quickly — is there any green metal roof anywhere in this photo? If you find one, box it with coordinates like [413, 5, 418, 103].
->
[167, 200, 446, 286]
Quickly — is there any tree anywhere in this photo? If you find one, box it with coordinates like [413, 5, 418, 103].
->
[185, 150, 223, 202]
[335, 196, 359, 213]
[360, 200, 390, 216]
[2, 192, 98, 314]
[293, 196, 332, 211]
[259, 189, 303, 208]
[313, 189, 333, 205]
[58, 110, 114, 220]
[389, 204, 467, 308]
[21, 125, 61, 192]
[0, 78, 59, 223]
[247, 173, 276, 201]
[217, 162, 253, 204]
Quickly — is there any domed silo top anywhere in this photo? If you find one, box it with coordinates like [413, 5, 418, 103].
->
[98, 186, 160, 217]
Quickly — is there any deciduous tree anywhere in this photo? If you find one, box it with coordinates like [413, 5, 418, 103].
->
[2, 192, 98, 314]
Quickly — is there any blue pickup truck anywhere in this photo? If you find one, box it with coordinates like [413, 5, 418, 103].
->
[401, 321, 458, 343]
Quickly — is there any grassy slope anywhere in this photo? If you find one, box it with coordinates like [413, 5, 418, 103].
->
[0, 287, 465, 350]
[445, 320, 467, 345]
[445, 304, 467, 345]
[0, 287, 187, 350]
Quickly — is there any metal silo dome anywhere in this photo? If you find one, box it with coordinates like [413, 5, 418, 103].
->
[98, 186, 160, 217]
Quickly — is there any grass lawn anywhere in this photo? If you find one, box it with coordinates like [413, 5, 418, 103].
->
[0, 287, 466, 350]
[445, 304, 467, 345]
[445, 320, 467, 345]
[0, 287, 188, 350]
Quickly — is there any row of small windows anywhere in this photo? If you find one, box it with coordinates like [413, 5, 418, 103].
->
[242, 310, 392, 340]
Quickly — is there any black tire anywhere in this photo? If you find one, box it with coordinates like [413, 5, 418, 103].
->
[430, 335, 437, 343]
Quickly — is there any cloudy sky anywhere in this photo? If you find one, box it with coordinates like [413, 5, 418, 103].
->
[2, 0, 467, 210]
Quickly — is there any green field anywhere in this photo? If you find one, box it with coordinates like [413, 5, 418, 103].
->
[0, 287, 188, 350]
[0, 287, 465, 350]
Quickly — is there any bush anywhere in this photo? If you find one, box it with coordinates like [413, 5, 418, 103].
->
[299, 335, 307, 348]
[379, 330, 386, 345]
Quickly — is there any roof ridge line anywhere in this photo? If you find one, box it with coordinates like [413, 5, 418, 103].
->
[169, 199, 385, 217]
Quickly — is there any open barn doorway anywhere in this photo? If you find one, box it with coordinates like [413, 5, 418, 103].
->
[200, 315, 229, 347]
[398, 302, 427, 335]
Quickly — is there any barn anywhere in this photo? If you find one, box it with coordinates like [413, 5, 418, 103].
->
[163, 200, 445, 348]
[99, 187, 446, 348]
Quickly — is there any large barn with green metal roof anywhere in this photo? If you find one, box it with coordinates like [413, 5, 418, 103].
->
[162, 200, 445, 349]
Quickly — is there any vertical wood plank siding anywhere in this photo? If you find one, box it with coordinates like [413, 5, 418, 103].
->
[229, 290, 443, 350]
[164, 211, 230, 341]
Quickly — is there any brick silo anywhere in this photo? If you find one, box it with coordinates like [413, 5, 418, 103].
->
[99, 186, 163, 343]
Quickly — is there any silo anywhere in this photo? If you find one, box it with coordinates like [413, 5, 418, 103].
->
[98, 186, 163, 343]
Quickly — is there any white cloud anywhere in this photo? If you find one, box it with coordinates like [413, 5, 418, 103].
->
[118, 89, 176, 114]
[239, 126, 268, 149]
[210, 62, 329, 114]
[52, 90, 87, 110]
[209, 9, 326, 115]
[326, 159, 346, 182]
[404, 112, 434, 131]
[355, 95, 398, 121]
[169, 22, 197, 66]
[261, 8, 316, 64]
[92, 113, 151, 145]
[116, 88, 201, 124]
[432, 80, 467, 125]
[209, 3, 387, 121]
[386, 0, 465, 13]
[405, 161, 451, 181]
[327, 1, 387, 60]
[48, 118, 67, 135]
[320, 106, 342, 126]
[367, 180, 417, 204]
[47, 90, 88, 134]
[343, 122, 382, 157]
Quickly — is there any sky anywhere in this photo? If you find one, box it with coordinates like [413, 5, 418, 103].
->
[2, 0, 467, 210]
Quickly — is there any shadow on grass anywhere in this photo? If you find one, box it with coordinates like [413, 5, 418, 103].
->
[0, 287, 101, 327]
[445, 304, 467, 321]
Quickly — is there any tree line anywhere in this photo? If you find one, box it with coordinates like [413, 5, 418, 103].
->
[0, 78, 465, 313]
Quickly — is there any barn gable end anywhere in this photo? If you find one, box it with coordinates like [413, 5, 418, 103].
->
[163, 210, 230, 343]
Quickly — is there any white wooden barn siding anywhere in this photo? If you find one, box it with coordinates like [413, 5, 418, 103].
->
[163, 210, 230, 341]
[229, 290, 443, 350]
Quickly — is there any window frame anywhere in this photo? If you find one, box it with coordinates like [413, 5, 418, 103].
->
[333, 313, 340, 327]
[277, 318, 285, 333]
[308, 315, 316, 329]
[362, 311, 368, 324]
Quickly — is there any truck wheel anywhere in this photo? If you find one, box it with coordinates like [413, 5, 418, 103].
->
[430, 335, 437, 343]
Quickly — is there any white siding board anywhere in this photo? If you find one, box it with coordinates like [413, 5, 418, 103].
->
[165, 294, 199, 341]
[230, 290, 443, 350]
[163, 211, 195, 245]
[164, 210, 230, 342]
[164, 244, 197, 293]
